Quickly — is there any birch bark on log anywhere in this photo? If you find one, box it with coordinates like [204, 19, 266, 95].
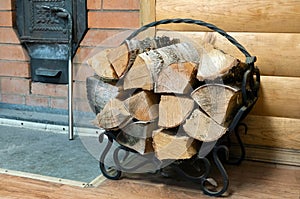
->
[86, 75, 120, 114]
[116, 121, 157, 155]
[123, 42, 199, 90]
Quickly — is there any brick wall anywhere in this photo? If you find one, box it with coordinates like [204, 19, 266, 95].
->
[0, 0, 140, 112]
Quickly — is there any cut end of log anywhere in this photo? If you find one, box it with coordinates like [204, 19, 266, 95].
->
[124, 91, 159, 122]
[183, 109, 227, 142]
[96, 98, 132, 130]
[191, 84, 243, 126]
[153, 128, 198, 160]
[158, 95, 195, 128]
[87, 49, 118, 80]
[155, 62, 197, 94]
[196, 43, 239, 81]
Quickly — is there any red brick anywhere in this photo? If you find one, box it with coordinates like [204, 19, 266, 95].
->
[25, 95, 49, 107]
[73, 81, 87, 99]
[74, 99, 93, 112]
[0, 61, 30, 77]
[73, 47, 94, 64]
[0, 77, 30, 94]
[87, 0, 102, 10]
[0, 0, 12, 10]
[0, 44, 29, 61]
[31, 82, 68, 97]
[1, 93, 25, 104]
[0, 11, 13, 26]
[73, 63, 95, 81]
[0, 28, 20, 44]
[103, 0, 140, 10]
[50, 97, 68, 110]
[80, 29, 125, 47]
[88, 11, 140, 29]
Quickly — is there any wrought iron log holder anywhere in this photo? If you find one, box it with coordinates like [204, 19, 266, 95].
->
[97, 19, 260, 197]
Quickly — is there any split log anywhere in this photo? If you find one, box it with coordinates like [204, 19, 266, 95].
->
[124, 91, 159, 122]
[183, 109, 227, 142]
[96, 98, 132, 130]
[116, 121, 157, 155]
[158, 95, 195, 128]
[155, 62, 197, 94]
[87, 49, 118, 80]
[86, 75, 120, 114]
[123, 42, 199, 90]
[152, 128, 198, 160]
[191, 84, 243, 126]
[196, 43, 239, 81]
[123, 55, 154, 90]
[92, 37, 181, 79]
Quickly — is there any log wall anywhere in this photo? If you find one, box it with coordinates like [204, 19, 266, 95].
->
[140, 0, 300, 165]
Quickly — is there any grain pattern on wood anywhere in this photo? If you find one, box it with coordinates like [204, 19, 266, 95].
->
[123, 42, 199, 90]
[96, 98, 132, 130]
[152, 128, 198, 160]
[86, 75, 119, 114]
[116, 121, 157, 154]
[1, 161, 300, 199]
[183, 109, 227, 142]
[123, 55, 154, 90]
[240, 115, 300, 150]
[191, 84, 243, 126]
[196, 43, 239, 81]
[158, 95, 195, 128]
[87, 49, 118, 80]
[250, 76, 300, 118]
[155, 62, 197, 94]
[124, 91, 159, 122]
[155, 0, 300, 33]
[164, 31, 300, 77]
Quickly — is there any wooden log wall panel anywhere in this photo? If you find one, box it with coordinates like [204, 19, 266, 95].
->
[156, 0, 300, 33]
[140, 0, 300, 165]
[157, 31, 300, 77]
[251, 76, 300, 119]
[241, 115, 300, 150]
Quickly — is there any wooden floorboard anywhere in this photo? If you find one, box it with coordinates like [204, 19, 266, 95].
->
[0, 161, 299, 199]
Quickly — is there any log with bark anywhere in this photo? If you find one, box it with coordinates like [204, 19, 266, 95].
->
[86, 75, 120, 114]
[87, 36, 180, 80]
[116, 121, 157, 155]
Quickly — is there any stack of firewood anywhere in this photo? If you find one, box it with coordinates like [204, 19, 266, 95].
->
[86, 36, 249, 160]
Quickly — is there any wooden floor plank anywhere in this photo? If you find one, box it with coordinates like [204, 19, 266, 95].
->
[0, 161, 299, 199]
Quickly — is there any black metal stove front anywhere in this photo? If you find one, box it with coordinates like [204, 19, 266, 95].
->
[15, 0, 87, 84]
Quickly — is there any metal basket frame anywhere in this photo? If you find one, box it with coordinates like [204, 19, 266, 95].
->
[97, 18, 261, 197]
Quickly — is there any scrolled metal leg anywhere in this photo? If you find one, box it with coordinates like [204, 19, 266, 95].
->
[170, 157, 211, 184]
[99, 132, 122, 180]
[113, 146, 157, 173]
[201, 145, 229, 197]
[227, 123, 247, 165]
